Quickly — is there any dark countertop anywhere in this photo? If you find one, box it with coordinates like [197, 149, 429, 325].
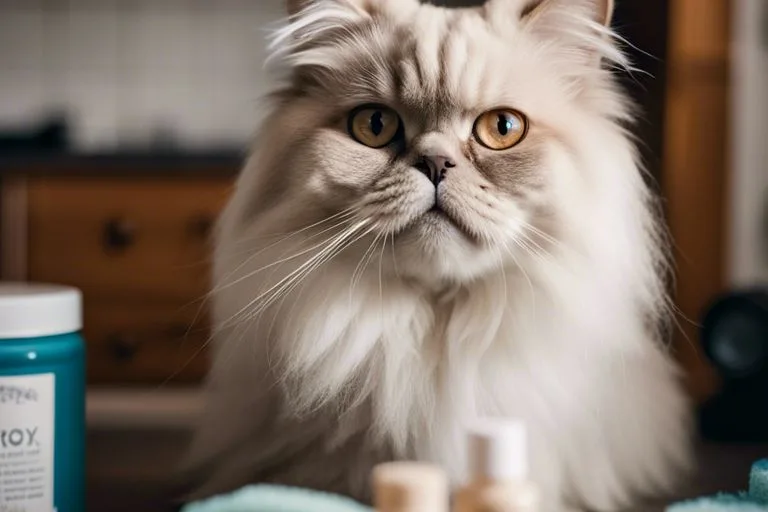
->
[0, 149, 246, 177]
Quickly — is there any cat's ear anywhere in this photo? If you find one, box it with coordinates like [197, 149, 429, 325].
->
[273, 0, 389, 76]
[286, 0, 399, 16]
[488, 0, 621, 69]
[518, 0, 614, 27]
[286, 0, 309, 15]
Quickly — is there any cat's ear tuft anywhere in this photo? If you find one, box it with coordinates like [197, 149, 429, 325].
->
[486, 0, 625, 72]
[286, 0, 406, 17]
[518, 0, 614, 27]
[286, 0, 309, 16]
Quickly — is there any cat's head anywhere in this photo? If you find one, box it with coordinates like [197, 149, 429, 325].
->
[238, 0, 633, 287]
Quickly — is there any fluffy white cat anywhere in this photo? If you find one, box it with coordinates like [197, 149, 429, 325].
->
[183, 0, 693, 509]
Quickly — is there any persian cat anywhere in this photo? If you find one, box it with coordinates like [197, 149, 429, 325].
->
[184, 0, 692, 509]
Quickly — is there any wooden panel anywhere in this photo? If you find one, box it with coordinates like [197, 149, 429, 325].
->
[26, 176, 232, 302]
[26, 175, 233, 384]
[83, 297, 210, 384]
[0, 176, 28, 280]
[671, 0, 730, 60]
[664, 0, 731, 402]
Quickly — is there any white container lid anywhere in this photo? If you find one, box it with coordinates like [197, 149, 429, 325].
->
[0, 283, 82, 339]
[467, 418, 528, 482]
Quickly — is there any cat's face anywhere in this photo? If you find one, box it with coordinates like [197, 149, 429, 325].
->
[248, 0, 623, 286]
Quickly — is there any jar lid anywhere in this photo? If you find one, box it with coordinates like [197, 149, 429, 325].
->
[0, 283, 82, 339]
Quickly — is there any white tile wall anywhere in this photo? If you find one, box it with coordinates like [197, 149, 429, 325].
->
[0, 0, 286, 150]
[729, 0, 768, 286]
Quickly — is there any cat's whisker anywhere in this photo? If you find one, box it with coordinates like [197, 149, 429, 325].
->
[249, 206, 359, 241]
[377, 233, 387, 307]
[493, 245, 509, 311]
[516, 234, 553, 264]
[347, 231, 383, 307]
[215, 207, 361, 285]
[247, 229, 378, 334]
[253, 217, 378, 320]
[349, 232, 383, 302]
[217, 213, 364, 306]
[182, 212, 360, 349]
[502, 240, 537, 315]
[241, 224, 378, 326]
[519, 221, 561, 248]
[244, 224, 370, 312]
[195, 209, 364, 334]
[389, 230, 400, 279]
[210, 213, 365, 298]
[216, 220, 371, 330]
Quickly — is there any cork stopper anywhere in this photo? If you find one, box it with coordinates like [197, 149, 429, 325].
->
[372, 461, 448, 512]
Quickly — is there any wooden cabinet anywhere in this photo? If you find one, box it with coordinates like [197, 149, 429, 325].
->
[0, 166, 235, 385]
[82, 297, 211, 384]
[27, 177, 227, 301]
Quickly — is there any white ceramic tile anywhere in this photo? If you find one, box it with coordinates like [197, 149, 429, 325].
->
[41, 5, 71, 75]
[0, 80, 48, 127]
[0, 6, 45, 72]
[135, 0, 196, 76]
[113, 2, 142, 85]
[62, 81, 119, 149]
[64, 6, 119, 78]
[1, 0, 277, 146]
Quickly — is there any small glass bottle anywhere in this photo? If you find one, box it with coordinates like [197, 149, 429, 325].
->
[453, 419, 540, 512]
[372, 461, 449, 512]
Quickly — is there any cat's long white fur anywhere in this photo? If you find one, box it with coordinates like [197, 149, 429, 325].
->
[183, 1, 693, 510]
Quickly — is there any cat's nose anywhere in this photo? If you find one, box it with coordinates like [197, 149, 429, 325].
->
[415, 155, 456, 186]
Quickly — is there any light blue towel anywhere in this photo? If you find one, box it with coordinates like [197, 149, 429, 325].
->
[180, 484, 373, 512]
[749, 459, 768, 504]
[666, 493, 766, 512]
[183, 459, 768, 512]
[666, 459, 768, 511]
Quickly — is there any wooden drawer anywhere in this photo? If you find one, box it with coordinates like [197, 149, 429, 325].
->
[83, 297, 211, 384]
[27, 176, 232, 301]
[23, 175, 233, 384]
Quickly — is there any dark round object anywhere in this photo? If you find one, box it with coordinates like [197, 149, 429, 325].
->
[103, 218, 136, 251]
[188, 214, 215, 239]
[701, 290, 768, 380]
[108, 333, 140, 362]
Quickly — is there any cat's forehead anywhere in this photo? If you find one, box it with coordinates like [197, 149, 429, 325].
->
[394, 8, 489, 121]
[308, 5, 530, 125]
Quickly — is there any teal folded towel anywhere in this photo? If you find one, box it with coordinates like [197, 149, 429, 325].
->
[180, 484, 373, 512]
[749, 459, 768, 504]
[667, 458, 768, 511]
[666, 493, 766, 512]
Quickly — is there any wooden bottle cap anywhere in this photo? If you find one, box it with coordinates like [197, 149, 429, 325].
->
[372, 461, 448, 512]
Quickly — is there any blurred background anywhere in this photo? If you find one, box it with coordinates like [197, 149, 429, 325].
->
[0, 0, 766, 511]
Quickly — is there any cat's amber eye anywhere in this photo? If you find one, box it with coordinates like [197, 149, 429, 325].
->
[473, 109, 528, 150]
[348, 105, 402, 148]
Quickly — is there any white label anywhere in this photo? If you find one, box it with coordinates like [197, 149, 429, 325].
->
[0, 374, 55, 512]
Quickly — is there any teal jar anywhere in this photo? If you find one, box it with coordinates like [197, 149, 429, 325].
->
[0, 283, 85, 512]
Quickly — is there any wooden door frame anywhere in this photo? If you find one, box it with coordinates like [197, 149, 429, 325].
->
[663, 0, 732, 402]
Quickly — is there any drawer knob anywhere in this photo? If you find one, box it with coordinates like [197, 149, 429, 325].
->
[103, 218, 136, 251]
[189, 214, 215, 239]
[108, 333, 140, 362]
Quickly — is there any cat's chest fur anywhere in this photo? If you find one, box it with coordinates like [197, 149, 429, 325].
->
[278, 266, 594, 476]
